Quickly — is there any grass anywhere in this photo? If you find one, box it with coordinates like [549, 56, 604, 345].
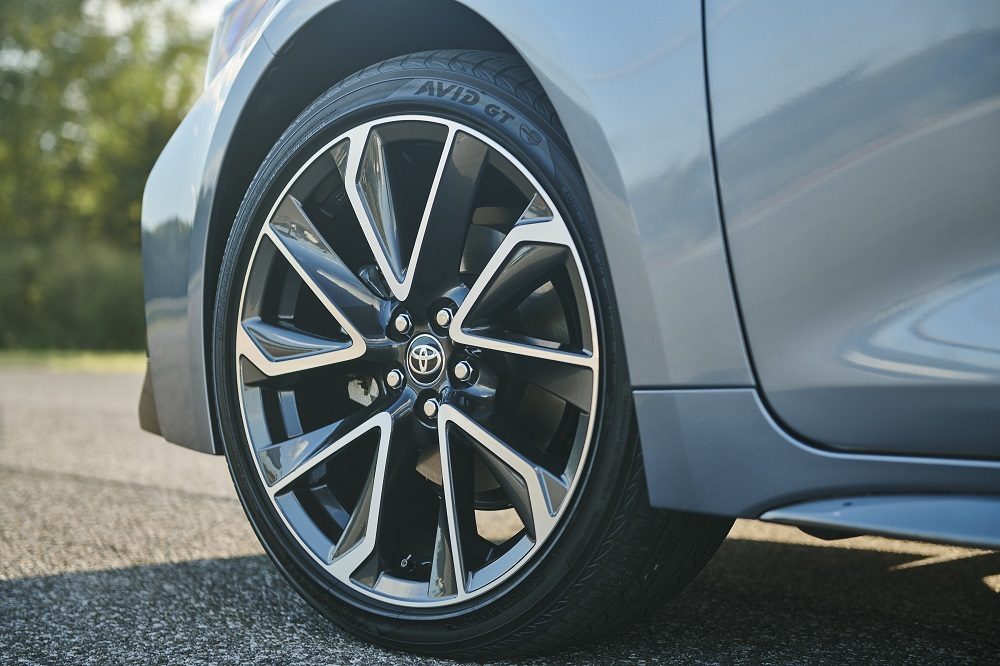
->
[0, 350, 146, 373]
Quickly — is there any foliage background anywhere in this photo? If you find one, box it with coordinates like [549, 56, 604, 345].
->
[0, 0, 209, 349]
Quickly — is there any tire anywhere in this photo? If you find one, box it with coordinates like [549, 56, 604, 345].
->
[212, 49, 732, 657]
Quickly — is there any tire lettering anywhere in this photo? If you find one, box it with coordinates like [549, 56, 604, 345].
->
[436, 82, 457, 98]
[413, 80, 515, 124]
[485, 103, 513, 124]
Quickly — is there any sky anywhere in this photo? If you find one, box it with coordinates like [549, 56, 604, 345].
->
[97, 0, 231, 36]
[193, 0, 230, 31]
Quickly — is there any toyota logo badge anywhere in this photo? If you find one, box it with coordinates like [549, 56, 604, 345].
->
[407, 335, 444, 383]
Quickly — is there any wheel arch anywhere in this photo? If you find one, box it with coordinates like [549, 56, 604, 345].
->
[205, 0, 519, 324]
[201, 0, 527, 452]
[195, 0, 748, 456]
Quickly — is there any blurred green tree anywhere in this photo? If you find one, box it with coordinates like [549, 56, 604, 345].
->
[0, 0, 208, 248]
[0, 0, 209, 349]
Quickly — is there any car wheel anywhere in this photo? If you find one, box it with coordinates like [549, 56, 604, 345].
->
[213, 49, 732, 657]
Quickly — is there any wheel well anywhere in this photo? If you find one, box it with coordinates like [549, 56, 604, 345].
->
[203, 0, 518, 443]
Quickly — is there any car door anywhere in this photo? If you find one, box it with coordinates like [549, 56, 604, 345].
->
[705, 0, 1000, 458]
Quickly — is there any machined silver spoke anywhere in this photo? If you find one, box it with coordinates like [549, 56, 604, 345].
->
[450, 194, 598, 371]
[324, 411, 394, 580]
[266, 196, 386, 342]
[263, 411, 394, 584]
[410, 130, 491, 293]
[440, 405, 564, 546]
[355, 128, 406, 279]
[338, 123, 455, 302]
[237, 317, 360, 381]
[436, 411, 479, 600]
[337, 125, 407, 300]
[239, 195, 389, 378]
[339, 121, 494, 301]
[262, 409, 390, 492]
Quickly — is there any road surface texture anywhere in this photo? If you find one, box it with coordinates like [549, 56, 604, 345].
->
[1, 366, 997, 664]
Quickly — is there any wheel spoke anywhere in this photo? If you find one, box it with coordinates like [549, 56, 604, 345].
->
[428, 502, 459, 598]
[330, 402, 425, 580]
[438, 411, 483, 597]
[450, 194, 597, 370]
[264, 195, 386, 346]
[237, 318, 353, 380]
[440, 405, 566, 542]
[355, 128, 405, 280]
[261, 409, 391, 492]
[337, 126, 410, 302]
[410, 130, 490, 294]
[339, 124, 492, 300]
[460, 243, 568, 320]
[489, 352, 594, 412]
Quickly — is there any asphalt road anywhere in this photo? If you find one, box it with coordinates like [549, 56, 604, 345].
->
[1, 367, 998, 665]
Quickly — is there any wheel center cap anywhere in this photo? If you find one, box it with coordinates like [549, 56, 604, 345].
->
[407, 334, 445, 385]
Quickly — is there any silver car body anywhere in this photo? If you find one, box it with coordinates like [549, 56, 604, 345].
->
[141, 0, 1000, 547]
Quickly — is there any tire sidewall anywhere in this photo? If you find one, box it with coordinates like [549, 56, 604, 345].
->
[213, 57, 634, 652]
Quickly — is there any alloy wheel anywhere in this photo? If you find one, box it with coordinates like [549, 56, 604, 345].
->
[234, 115, 599, 608]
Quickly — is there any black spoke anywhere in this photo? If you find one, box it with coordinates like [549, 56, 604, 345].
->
[428, 502, 459, 597]
[259, 405, 384, 489]
[475, 444, 534, 539]
[356, 129, 405, 280]
[268, 195, 386, 343]
[441, 427, 484, 588]
[412, 131, 490, 293]
[464, 243, 569, 324]
[243, 318, 349, 361]
[489, 351, 594, 412]
[441, 405, 563, 543]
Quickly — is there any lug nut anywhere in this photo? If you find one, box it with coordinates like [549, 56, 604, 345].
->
[385, 369, 404, 389]
[393, 313, 412, 334]
[422, 397, 439, 419]
[453, 360, 474, 382]
[434, 307, 452, 328]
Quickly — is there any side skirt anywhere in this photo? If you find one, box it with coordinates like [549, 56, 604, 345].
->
[636, 388, 1000, 547]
